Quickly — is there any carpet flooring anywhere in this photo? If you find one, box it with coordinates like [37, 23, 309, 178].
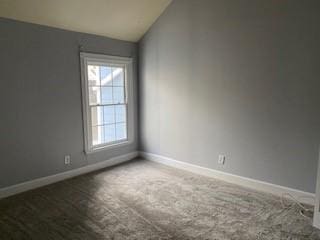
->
[0, 158, 319, 240]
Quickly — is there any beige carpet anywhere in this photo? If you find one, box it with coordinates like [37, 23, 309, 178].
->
[0, 158, 319, 239]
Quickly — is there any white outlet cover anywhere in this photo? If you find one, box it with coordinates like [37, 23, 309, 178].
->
[218, 155, 225, 165]
[64, 155, 71, 165]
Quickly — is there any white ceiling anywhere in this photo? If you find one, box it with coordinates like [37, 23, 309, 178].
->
[0, 0, 172, 42]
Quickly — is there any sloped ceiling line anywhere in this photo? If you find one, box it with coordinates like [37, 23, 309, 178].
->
[0, 0, 172, 42]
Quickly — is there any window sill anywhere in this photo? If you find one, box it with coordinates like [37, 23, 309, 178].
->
[85, 139, 133, 155]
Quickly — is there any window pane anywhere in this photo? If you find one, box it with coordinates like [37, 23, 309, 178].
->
[84, 57, 131, 150]
[100, 66, 112, 86]
[116, 123, 127, 140]
[89, 86, 101, 105]
[113, 87, 125, 104]
[91, 106, 103, 126]
[112, 67, 124, 86]
[88, 65, 100, 86]
[103, 106, 115, 124]
[104, 124, 115, 143]
[92, 125, 104, 146]
[115, 105, 126, 123]
[101, 87, 113, 104]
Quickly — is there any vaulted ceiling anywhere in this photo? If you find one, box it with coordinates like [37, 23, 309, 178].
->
[0, 0, 172, 42]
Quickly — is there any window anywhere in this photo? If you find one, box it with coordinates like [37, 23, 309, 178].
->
[80, 53, 134, 153]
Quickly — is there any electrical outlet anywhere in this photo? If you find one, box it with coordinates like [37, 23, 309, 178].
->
[218, 155, 225, 165]
[64, 155, 71, 165]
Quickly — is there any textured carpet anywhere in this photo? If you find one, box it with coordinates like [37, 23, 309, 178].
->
[0, 158, 319, 240]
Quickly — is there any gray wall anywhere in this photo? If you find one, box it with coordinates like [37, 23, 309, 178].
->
[0, 18, 138, 189]
[139, 0, 320, 193]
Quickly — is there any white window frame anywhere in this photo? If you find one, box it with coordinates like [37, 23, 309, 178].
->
[80, 52, 134, 154]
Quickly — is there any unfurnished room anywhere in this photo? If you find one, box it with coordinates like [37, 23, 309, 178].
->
[0, 0, 320, 239]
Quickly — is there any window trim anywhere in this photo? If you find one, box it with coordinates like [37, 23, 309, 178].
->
[80, 52, 134, 154]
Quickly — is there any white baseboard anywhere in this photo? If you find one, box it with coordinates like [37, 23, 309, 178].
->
[0, 151, 139, 200]
[1, 151, 314, 207]
[140, 151, 315, 206]
[313, 147, 320, 229]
